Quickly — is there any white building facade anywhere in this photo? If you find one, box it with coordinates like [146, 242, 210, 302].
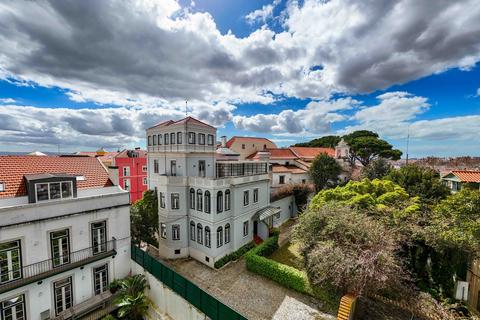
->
[0, 156, 131, 320]
[147, 117, 287, 268]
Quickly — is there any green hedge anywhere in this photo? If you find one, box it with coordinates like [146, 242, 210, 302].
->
[245, 234, 311, 295]
[214, 241, 255, 269]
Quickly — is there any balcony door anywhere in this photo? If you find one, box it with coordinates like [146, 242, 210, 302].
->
[0, 240, 22, 284]
[93, 264, 109, 295]
[50, 229, 70, 267]
[198, 160, 206, 177]
[54, 277, 73, 316]
[91, 221, 107, 255]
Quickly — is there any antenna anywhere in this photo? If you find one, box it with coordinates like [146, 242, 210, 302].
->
[406, 124, 410, 165]
[185, 100, 188, 116]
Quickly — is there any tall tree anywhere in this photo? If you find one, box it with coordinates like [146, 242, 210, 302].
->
[360, 158, 393, 180]
[130, 190, 159, 246]
[309, 153, 342, 191]
[386, 164, 450, 205]
[294, 135, 341, 148]
[343, 130, 402, 166]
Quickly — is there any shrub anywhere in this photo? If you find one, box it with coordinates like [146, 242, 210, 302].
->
[214, 241, 254, 269]
[245, 234, 311, 294]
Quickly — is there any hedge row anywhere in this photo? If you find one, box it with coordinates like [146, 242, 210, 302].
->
[214, 241, 255, 269]
[245, 234, 311, 295]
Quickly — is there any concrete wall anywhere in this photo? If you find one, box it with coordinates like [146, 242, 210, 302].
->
[132, 261, 208, 320]
[271, 195, 296, 228]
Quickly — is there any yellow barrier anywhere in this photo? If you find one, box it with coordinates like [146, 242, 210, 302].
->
[337, 294, 357, 320]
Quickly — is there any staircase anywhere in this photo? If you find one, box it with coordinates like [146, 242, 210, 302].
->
[337, 294, 357, 320]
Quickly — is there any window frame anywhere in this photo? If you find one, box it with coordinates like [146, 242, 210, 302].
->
[93, 264, 109, 295]
[172, 224, 180, 240]
[190, 221, 196, 241]
[205, 226, 211, 248]
[153, 134, 157, 146]
[160, 223, 167, 239]
[253, 188, 259, 203]
[35, 181, 73, 202]
[207, 134, 214, 145]
[243, 221, 249, 237]
[216, 227, 223, 248]
[196, 189, 203, 211]
[199, 133, 205, 145]
[204, 191, 211, 213]
[171, 193, 180, 210]
[217, 191, 223, 213]
[197, 224, 203, 245]
[159, 192, 165, 208]
[0, 240, 23, 284]
[225, 224, 231, 244]
[123, 166, 130, 177]
[142, 165, 147, 172]
[225, 189, 231, 211]
[53, 276, 73, 316]
[170, 132, 176, 144]
[143, 177, 148, 185]
[164, 133, 169, 145]
[91, 220, 107, 255]
[243, 190, 249, 206]
[189, 188, 195, 209]
[50, 229, 71, 267]
[1, 294, 26, 320]
[279, 175, 285, 184]
[123, 178, 130, 191]
[177, 132, 182, 144]
[188, 132, 196, 144]
[154, 160, 159, 174]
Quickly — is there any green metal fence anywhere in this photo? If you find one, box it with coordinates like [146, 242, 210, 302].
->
[131, 245, 248, 320]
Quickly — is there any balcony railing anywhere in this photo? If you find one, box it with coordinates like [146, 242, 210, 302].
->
[0, 238, 116, 294]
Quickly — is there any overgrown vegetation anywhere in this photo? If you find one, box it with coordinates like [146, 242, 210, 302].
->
[105, 274, 150, 320]
[360, 158, 392, 180]
[214, 241, 254, 269]
[130, 190, 159, 246]
[270, 183, 313, 211]
[293, 173, 480, 317]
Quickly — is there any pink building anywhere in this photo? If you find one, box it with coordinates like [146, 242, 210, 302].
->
[114, 149, 147, 203]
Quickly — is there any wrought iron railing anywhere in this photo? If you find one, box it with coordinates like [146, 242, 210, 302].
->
[0, 238, 116, 294]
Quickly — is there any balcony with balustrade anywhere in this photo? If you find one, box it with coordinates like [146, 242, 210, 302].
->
[0, 238, 117, 294]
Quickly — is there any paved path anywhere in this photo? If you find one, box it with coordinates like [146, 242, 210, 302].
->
[168, 257, 336, 320]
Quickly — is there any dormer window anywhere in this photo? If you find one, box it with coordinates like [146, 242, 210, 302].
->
[24, 174, 77, 203]
[35, 181, 73, 202]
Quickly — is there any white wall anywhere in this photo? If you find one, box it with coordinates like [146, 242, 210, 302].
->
[132, 261, 207, 320]
[271, 195, 296, 227]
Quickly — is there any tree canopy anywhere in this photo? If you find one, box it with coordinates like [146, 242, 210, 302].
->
[360, 158, 393, 180]
[294, 205, 407, 296]
[294, 135, 341, 148]
[309, 153, 342, 191]
[130, 190, 159, 246]
[386, 164, 450, 205]
[343, 130, 402, 166]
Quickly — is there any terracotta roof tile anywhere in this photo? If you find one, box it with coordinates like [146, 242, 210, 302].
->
[271, 164, 307, 174]
[289, 147, 335, 159]
[0, 156, 112, 199]
[447, 170, 480, 183]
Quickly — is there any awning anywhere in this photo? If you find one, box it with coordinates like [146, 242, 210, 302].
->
[256, 206, 281, 221]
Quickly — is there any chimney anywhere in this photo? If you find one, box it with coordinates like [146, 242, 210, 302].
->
[135, 147, 141, 150]
[221, 136, 227, 147]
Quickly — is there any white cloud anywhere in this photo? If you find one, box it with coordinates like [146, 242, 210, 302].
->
[0, 102, 235, 150]
[245, 1, 281, 24]
[233, 97, 358, 134]
[476, 87, 480, 96]
[0, 98, 15, 104]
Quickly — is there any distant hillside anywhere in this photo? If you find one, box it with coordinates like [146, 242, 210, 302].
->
[293, 135, 341, 148]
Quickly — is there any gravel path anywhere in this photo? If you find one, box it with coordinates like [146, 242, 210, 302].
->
[166, 257, 336, 320]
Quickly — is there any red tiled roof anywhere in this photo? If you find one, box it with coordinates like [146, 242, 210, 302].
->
[447, 170, 480, 183]
[76, 151, 118, 163]
[226, 136, 276, 148]
[271, 165, 307, 174]
[247, 148, 297, 160]
[290, 147, 335, 159]
[0, 156, 113, 199]
[148, 116, 215, 130]
[115, 149, 147, 158]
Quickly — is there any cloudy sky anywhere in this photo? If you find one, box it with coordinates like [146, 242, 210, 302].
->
[0, 0, 479, 157]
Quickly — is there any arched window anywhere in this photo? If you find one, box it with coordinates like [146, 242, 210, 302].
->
[216, 227, 223, 248]
[205, 227, 211, 248]
[190, 221, 196, 241]
[189, 188, 195, 209]
[197, 224, 203, 244]
[217, 191, 223, 213]
[197, 189, 203, 211]
[204, 191, 211, 213]
[225, 224, 230, 244]
[225, 189, 231, 211]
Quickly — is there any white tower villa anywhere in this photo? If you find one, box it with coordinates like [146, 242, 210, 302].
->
[146, 117, 284, 268]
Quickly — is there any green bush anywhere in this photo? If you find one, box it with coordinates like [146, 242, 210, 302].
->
[214, 241, 254, 269]
[245, 234, 311, 294]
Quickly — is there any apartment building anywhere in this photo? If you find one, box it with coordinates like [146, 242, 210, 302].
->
[114, 149, 148, 203]
[146, 117, 287, 268]
[0, 156, 130, 320]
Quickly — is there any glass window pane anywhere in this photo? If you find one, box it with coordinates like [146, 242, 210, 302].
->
[36, 183, 49, 201]
[50, 183, 61, 199]
[61, 182, 72, 198]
